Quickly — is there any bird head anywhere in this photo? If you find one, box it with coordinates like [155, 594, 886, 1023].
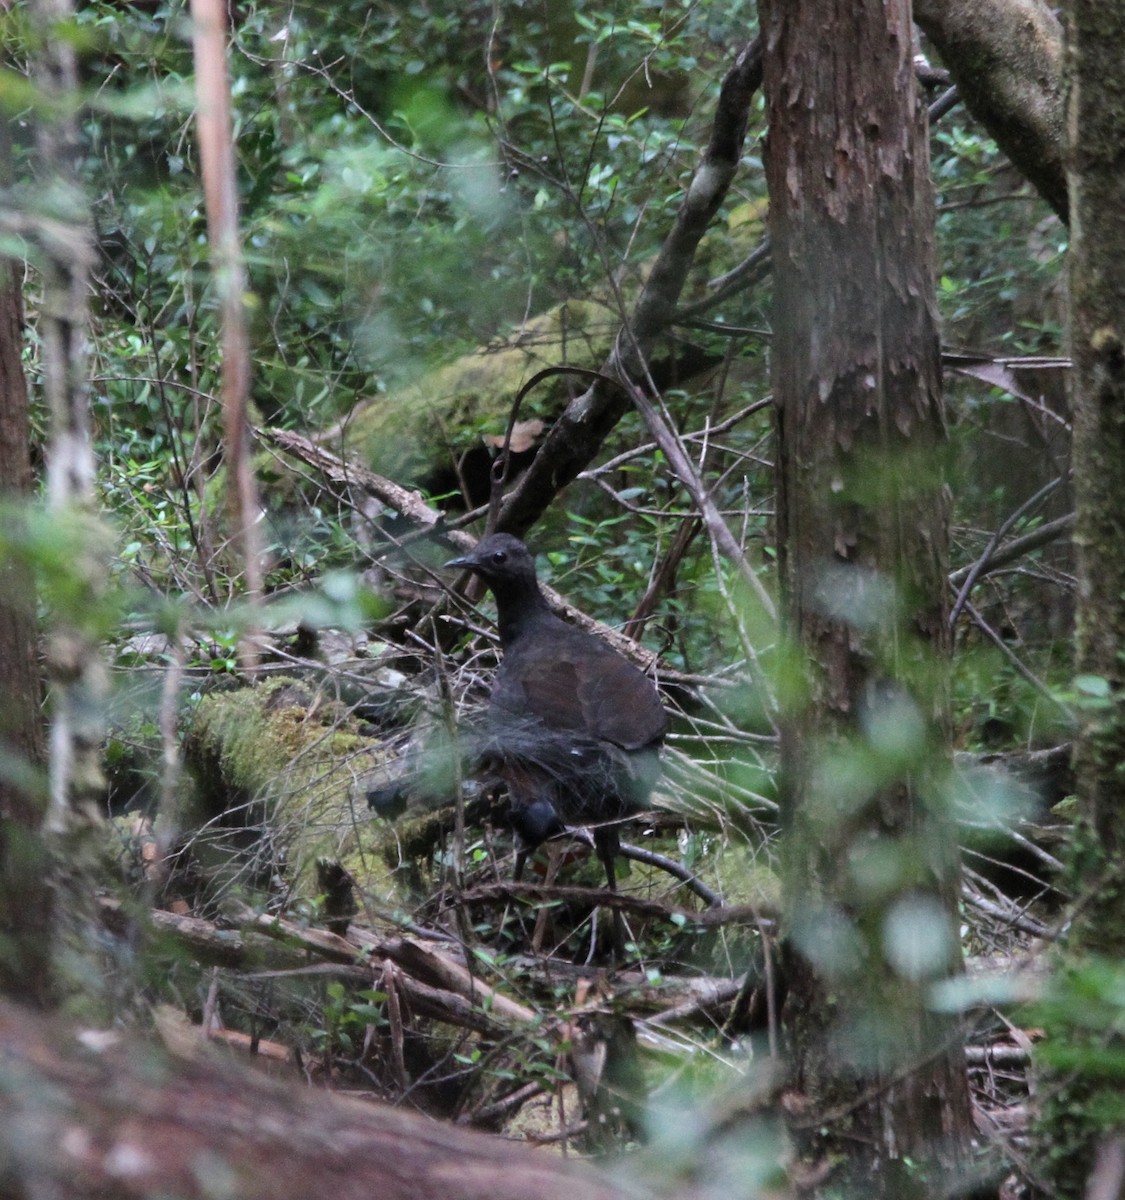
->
[445, 533, 538, 587]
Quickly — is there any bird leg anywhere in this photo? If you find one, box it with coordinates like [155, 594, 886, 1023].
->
[595, 827, 618, 891]
[593, 825, 630, 961]
[531, 841, 564, 954]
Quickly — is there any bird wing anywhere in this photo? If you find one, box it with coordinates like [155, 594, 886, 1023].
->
[492, 630, 667, 751]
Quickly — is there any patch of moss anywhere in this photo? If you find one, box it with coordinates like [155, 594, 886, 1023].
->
[182, 676, 397, 903]
[342, 299, 620, 483]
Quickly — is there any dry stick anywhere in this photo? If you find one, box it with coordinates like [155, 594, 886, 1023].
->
[618, 311, 780, 621]
[948, 511, 1075, 588]
[515, 821, 722, 908]
[681, 237, 772, 317]
[231, 906, 541, 1028]
[949, 473, 1070, 629]
[624, 516, 703, 639]
[961, 887, 1052, 941]
[616, 838, 720, 908]
[646, 977, 745, 1027]
[140, 902, 756, 1049]
[260, 426, 455, 539]
[467, 1082, 547, 1126]
[580, 395, 775, 476]
[459, 880, 772, 928]
[963, 1045, 1031, 1066]
[150, 617, 187, 894]
[201, 967, 220, 1038]
[383, 961, 408, 1093]
[138, 904, 528, 1040]
[191, 0, 263, 669]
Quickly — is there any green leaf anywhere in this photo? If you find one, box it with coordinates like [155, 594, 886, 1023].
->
[1075, 674, 1111, 698]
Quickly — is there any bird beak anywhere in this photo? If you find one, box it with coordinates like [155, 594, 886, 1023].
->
[444, 552, 477, 571]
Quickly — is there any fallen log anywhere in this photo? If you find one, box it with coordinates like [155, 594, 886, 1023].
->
[0, 999, 645, 1200]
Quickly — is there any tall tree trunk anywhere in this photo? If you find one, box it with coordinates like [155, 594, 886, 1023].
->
[30, 0, 107, 1001]
[1035, 0, 1125, 1193]
[33, 0, 103, 834]
[1066, 3, 1125, 909]
[0, 118, 52, 1005]
[760, 0, 972, 1187]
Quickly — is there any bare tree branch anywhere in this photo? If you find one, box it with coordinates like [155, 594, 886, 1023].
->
[497, 38, 763, 538]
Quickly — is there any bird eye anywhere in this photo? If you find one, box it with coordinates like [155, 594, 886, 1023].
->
[490, 550, 507, 565]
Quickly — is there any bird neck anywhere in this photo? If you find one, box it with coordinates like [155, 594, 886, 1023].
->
[491, 576, 554, 648]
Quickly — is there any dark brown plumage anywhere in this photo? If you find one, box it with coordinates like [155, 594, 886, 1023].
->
[446, 534, 667, 903]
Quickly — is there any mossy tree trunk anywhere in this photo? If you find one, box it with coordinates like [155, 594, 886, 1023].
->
[0, 122, 51, 1006]
[1065, 0, 1125, 920]
[1035, 0, 1125, 1193]
[760, 0, 972, 1187]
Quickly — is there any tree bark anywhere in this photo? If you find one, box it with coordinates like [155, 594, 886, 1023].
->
[1035, 0, 1125, 1191]
[1066, 0, 1125, 885]
[0, 120, 52, 1005]
[760, 0, 971, 1187]
[913, 0, 1067, 222]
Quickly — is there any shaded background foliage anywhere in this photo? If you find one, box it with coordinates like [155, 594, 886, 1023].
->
[29, 0, 1068, 695]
